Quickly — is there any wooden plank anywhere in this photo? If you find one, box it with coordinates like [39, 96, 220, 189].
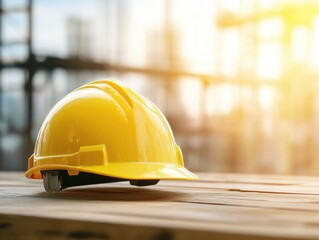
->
[2, 172, 319, 239]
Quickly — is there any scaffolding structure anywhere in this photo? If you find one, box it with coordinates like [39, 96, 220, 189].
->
[0, 0, 221, 170]
[1, 1, 319, 175]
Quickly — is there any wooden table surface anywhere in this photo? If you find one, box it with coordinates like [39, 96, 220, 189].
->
[2, 172, 319, 240]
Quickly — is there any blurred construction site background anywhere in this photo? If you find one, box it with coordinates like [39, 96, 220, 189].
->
[1, 0, 319, 175]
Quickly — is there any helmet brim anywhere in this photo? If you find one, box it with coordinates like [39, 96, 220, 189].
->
[25, 162, 198, 180]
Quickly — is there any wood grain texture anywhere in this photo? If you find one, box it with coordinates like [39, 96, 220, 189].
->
[2, 172, 319, 240]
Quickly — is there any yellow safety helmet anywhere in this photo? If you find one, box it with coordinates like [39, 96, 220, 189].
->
[25, 80, 197, 192]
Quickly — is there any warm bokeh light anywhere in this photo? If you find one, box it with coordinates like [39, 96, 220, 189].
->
[2, 0, 319, 175]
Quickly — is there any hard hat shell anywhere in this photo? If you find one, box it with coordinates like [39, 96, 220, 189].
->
[25, 80, 197, 181]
